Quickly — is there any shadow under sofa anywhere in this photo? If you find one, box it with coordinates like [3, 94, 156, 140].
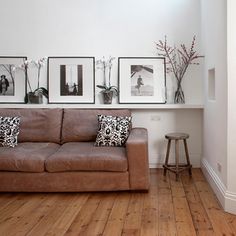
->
[0, 108, 150, 192]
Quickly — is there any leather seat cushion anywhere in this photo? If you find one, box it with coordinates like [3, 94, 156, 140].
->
[0, 142, 60, 173]
[45, 142, 128, 172]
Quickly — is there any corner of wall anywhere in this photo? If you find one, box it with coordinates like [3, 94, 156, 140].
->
[201, 158, 236, 214]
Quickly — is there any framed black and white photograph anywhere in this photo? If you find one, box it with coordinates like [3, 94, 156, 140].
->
[48, 57, 95, 104]
[118, 57, 166, 104]
[0, 57, 27, 103]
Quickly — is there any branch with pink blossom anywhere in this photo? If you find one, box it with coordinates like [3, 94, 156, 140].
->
[156, 36, 203, 103]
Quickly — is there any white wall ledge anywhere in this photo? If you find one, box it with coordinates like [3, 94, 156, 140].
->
[0, 103, 204, 109]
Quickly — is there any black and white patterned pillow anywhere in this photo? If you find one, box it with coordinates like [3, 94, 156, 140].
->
[0, 116, 20, 147]
[95, 115, 132, 147]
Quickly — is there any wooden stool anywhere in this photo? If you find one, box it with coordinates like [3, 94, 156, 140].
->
[163, 133, 192, 180]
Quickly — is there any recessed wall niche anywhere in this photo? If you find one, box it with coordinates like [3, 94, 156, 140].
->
[208, 68, 216, 101]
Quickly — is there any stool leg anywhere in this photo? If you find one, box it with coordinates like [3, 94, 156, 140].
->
[163, 139, 171, 176]
[184, 139, 192, 176]
[175, 139, 179, 181]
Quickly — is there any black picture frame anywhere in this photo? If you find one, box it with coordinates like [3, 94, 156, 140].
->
[118, 57, 166, 104]
[0, 56, 27, 104]
[47, 56, 95, 104]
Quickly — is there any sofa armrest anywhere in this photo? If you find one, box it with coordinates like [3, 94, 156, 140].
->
[126, 128, 150, 190]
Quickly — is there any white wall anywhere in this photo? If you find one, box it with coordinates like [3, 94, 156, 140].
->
[0, 0, 203, 167]
[132, 109, 202, 167]
[201, 0, 227, 185]
[227, 0, 236, 195]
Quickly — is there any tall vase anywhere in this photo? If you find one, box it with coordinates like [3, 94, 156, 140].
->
[174, 82, 185, 104]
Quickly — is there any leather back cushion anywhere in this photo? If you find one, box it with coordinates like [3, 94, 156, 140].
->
[61, 109, 131, 143]
[0, 109, 63, 143]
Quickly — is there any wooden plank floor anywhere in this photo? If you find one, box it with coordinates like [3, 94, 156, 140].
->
[0, 169, 236, 236]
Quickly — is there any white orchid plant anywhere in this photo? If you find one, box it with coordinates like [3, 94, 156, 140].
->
[96, 56, 118, 96]
[18, 57, 48, 101]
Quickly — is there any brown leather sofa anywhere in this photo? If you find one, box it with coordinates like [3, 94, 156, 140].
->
[0, 108, 149, 192]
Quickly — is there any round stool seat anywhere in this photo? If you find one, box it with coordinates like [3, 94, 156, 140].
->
[165, 133, 189, 140]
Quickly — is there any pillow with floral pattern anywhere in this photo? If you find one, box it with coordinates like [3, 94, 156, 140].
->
[0, 116, 20, 147]
[95, 115, 132, 147]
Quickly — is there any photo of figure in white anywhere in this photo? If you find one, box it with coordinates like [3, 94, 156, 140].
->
[131, 65, 154, 96]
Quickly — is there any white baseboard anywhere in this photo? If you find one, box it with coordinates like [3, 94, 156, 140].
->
[225, 191, 236, 214]
[201, 158, 226, 208]
[201, 158, 236, 214]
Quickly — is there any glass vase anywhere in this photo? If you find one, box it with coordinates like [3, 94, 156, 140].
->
[174, 83, 185, 104]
